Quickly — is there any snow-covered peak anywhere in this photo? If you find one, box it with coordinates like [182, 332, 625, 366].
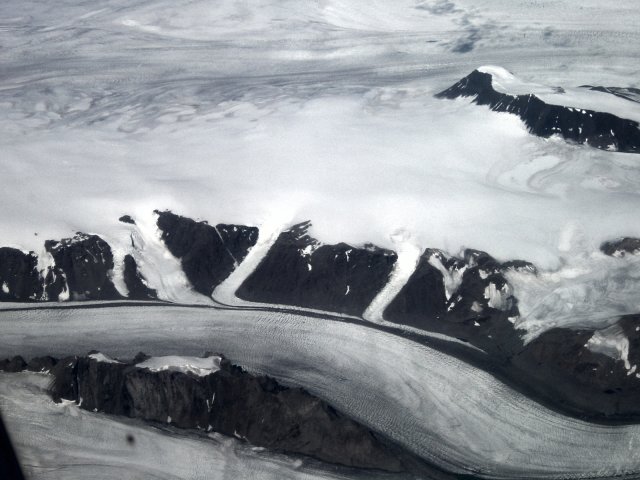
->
[136, 355, 222, 377]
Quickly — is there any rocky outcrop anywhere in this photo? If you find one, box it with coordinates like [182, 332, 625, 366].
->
[155, 210, 258, 296]
[25, 356, 58, 373]
[122, 254, 157, 300]
[44, 233, 122, 301]
[601, 237, 640, 257]
[0, 248, 43, 301]
[46, 352, 403, 471]
[118, 215, 136, 225]
[511, 315, 640, 419]
[436, 69, 640, 153]
[385, 248, 523, 360]
[237, 221, 397, 315]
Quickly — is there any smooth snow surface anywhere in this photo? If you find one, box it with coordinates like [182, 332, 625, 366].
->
[2, 305, 640, 478]
[136, 355, 222, 377]
[0, 372, 382, 480]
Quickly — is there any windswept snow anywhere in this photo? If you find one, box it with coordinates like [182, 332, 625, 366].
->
[122, 211, 213, 305]
[2, 305, 640, 478]
[587, 324, 632, 371]
[363, 231, 421, 323]
[136, 355, 222, 377]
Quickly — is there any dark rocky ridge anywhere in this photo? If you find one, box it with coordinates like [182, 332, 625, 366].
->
[123, 254, 157, 300]
[510, 315, 640, 419]
[118, 215, 136, 225]
[42, 352, 403, 472]
[0, 248, 43, 301]
[236, 221, 398, 315]
[385, 248, 524, 361]
[601, 237, 640, 257]
[45, 233, 122, 301]
[155, 210, 258, 296]
[436, 70, 640, 153]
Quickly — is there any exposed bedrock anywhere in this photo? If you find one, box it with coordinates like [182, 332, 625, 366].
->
[154, 210, 258, 296]
[44, 233, 122, 301]
[601, 237, 640, 257]
[0, 355, 57, 374]
[436, 69, 640, 153]
[45, 352, 403, 472]
[510, 315, 640, 419]
[0, 248, 43, 301]
[385, 248, 525, 360]
[236, 221, 398, 315]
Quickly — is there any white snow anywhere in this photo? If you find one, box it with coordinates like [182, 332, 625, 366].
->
[126, 211, 213, 305]
[136, 355, 222, 377]
[0, 0, 639, 334]
[428, 253, 466, 301]
[587, 324, 632, 371]
[88, 352, 121, 364]
[507, 249, 640, 341]
[363, 230, 421, 323]
[484, 282, 510, 311]
[212, 217, 288, 305]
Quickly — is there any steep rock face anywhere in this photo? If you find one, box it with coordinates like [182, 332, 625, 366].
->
[118, 215, 136, 225]
[0, 356, 27, 372]
[123, 254, 157, 300]
[25, 356, 58, 373]
[211, 364, 400, 469]
[384, 250, 448, 325]
[436, 70, 640, 153]
[601, 237, 640, 257]
[155, 211, 258, 296]
[49, 353, 403, 471]
[49, 356, 79, 402]
[237, 221, 397, 315]
[0, 248, 43, 301]
[44, 234, 122, 301]
[511, 315, 640, 419]
[385, 248, 523, 359]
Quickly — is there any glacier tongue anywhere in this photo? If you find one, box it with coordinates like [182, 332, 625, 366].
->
[3, 305, 640, 478]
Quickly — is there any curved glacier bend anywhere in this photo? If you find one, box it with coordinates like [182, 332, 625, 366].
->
[2, 305, 640, 478]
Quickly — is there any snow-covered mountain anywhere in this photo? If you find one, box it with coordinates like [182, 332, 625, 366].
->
[2, 0, 640, 478]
